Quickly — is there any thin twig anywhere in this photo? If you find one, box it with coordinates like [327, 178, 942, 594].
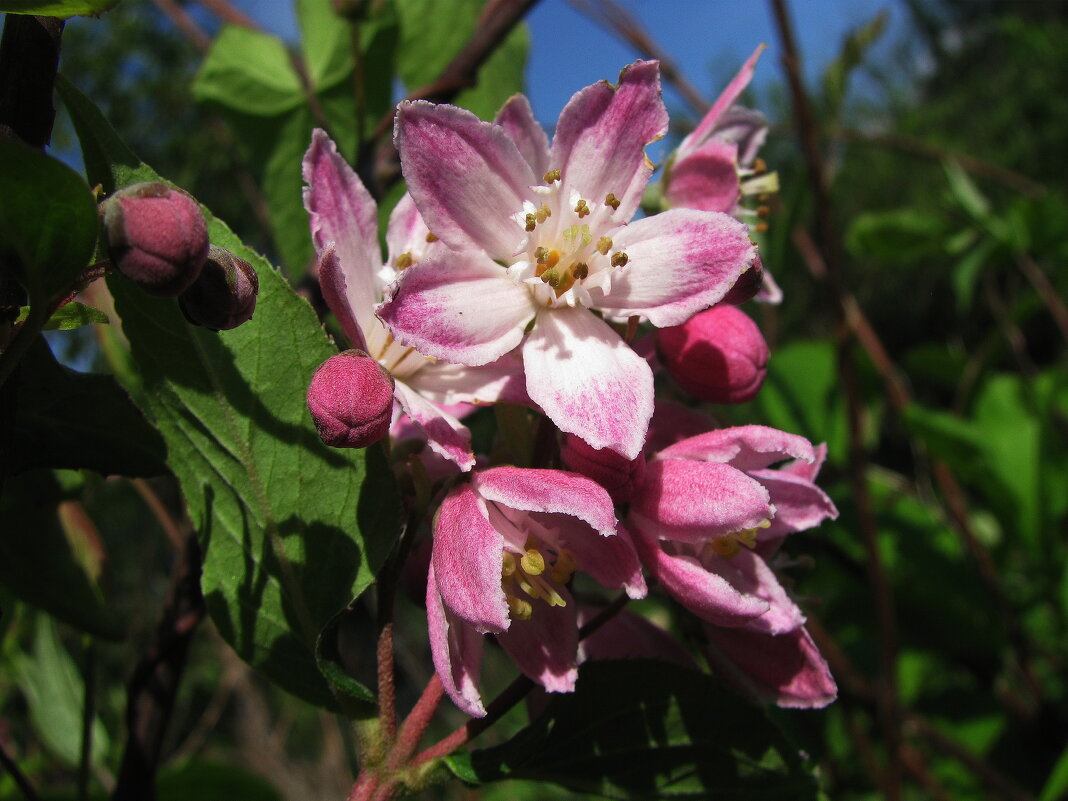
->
[0, 741, 41, 801]
[1014, 252, 1068, 344]
[78, 639, 98, 801]
[149, 0, 211, 52]
[131, 478, 185, 550]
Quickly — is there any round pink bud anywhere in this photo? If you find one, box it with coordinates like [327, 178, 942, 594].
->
[560, 434, 646, 505]
[178, 245, 259, 331]
[102, 182, 209, 296]
[721, 255, 764, 306]
[657, 305, 769, 404]
[307, 350, 395, 449]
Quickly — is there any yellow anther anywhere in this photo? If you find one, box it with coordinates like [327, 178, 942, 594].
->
[544, 168, 561, 184]
[596, 236, 613, 255]
[571, 262, 588, 280]
[734, 528, 759, 549]
[395, 252, 414, 270]
[753, 157, 767, 174]
[756, 205, 770, 218]
[535, 246, 550, 264]
[611, 252, 629, 268]
[517, 577, 540, 600]
[535, 204, 552, 224]
[507, 595, 533, 620]
[755, 221, 769, 233]
[709, 537, 741, 559]
[521, 548, 546, 576]
[525, 212, 537, 232]
[425, 232, 439, 243]
[574, 198, 590, 218]
[604, 193, 621, 210]
[501, 551, 517, 578]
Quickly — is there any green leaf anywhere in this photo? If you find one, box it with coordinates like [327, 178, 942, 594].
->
[448, 660, 818, 800]
[0, 471, 124, 639]
[43, 301, 109, 330]
[822, 11, 888, 114]
[10, 337, 166, 476]
[158, 761, 285, 801]
[844, 207, 948, 263]
[1039, 741, 1068, 801]
[901, 403, 986, 469]
[15, 616, 109, 767]
[297, 0, 355, 91]
[0, 0, 116, 15]
[0, 138, 97, 305]
[108, 213, 400, 706]
[315, 603, 375, 714]
[192, 25, 304, 116]
[943, 159, 991, 222]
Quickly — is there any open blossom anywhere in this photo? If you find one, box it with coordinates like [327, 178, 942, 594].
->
[427, 466, 646, 716]
[303, 130, 523, 470]
[627, 425, 838, 707]
[377, 61, 757, 460]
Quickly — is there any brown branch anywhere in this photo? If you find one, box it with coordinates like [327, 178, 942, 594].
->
[564, 0, 709, 113]
[769, 2, 901, 798]
[1014, 252, 1068, 344]
[0, 740, 41, 801]
[149, 0, 211, 52]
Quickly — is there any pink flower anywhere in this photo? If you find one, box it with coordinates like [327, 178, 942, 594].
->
[377, 61, 757, 460]
[427, 466, 646, 716]
[303, 130, 524, 470]
[627, 425, 839, 707]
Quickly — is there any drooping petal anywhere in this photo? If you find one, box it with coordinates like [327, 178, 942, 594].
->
[597, 209, 756, 327]
[704, 548, 804, 635]
[657, 424, 816, 471]
[496, 588, 579, 693]
[405, 352, 528, 407]
[494, 94, 550, 178]
[303, 129, 381, 339]
[631, 523, 769, 626]
[385, 191, 447, 268]
[315, 246, 367, 351]
[703, 625, 837, 709]
[551, 60, 668, 221]
[427, 565, 487, 717]
[393, 380, 475, 471]
[577, 607, 696, 668]
[710, 106, 769, 166]
[750, 467, 838, 538]
[550, 514, 646, 599]
[630, 459, 774, 544]
[646, 400, 716, 454]
[377, 253, 535, 366]
[474, 466, 617, 535]
[663, 138, 742, 214]
[522, 307, 653, 460]
[395, 100, 535, 259]
[432, 485, 509, 633]
[676, 44, 765, 160]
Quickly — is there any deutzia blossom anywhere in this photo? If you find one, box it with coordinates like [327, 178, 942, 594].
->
[377, 61, 757, 460]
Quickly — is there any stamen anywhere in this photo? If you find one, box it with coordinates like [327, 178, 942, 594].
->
[611, 252, 629, 268]
[574, 198, 590, 218]
[709, 537, 740, 558]
[501, 551, 517, 578]
[562, 225, 592, 246]
[507, 595, 533, 620]
[521, 548, 546, 576]
[425, 232, 439, 243]
[604, 193, 621, 211]
[525, 212, 537, 232]
[535, 204, 552, 224]
[571, 262, 588, 280]
[395, 252, 414, 270]
[544, 168, 561, 184]
[596, 236, 612, 255]
[535, 246, 549, 264]
[753, 157, 767, 174]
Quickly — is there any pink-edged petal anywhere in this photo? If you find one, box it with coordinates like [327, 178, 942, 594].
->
[550, 514, 646, 598]
[378, 252, 535, 366]
[551, 60, 668, 221]
[712, 106, 769, 166]
[496, 589, 579, 693]
[522, 307, 653, 460]
[393, 380, 475, 471]
[647, 400, 716, 454]
[704, 548, 803, 635]
[316, 246, 367, 350]
[657, 425, 816, 471]
[703, 625, 837, 709]
[474, 465, 617, 535]
[750, 467, 838, 537]
[494, 94, 550, 178]
[597, 209, 756, 328]
[630, 459, 774, 544]
[677, 45, 765, 160]
[395, 101, 534, 259]
[577, 607, 696, 668]
[404, 352, 528, 407]
[432, 484, 509, 632]
[303, 129, 381, 338]
[756, 265, 783, 304]
[385, 192, 447, 267]
[631, 523, 769, 626]
[427, 565, 487, 717]
[784, 442, 827, 483]
[664, 139, 742, 214]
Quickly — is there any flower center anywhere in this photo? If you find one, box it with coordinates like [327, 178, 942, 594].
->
[702, 520, 771, 559]
[500, 537, 577, 621]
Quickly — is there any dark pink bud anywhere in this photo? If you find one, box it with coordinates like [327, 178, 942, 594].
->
[721, 255, 764, 305]
[102, 182, 209, 296]
[657, 305, 769, 404]
[560, 434, 645, 504]
[307, 350, 395, 448]
[178, 246, 259, 331]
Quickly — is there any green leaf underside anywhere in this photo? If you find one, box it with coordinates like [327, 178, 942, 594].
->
[43, 301, 109, 330]
[448, 660, 817, 800]
[0, 0, 116, 16]
[192, 25, 304, 116]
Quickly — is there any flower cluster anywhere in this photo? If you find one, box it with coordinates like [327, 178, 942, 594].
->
[304, 53, 838, 715]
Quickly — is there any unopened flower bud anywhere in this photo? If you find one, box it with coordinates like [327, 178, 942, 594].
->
[307, 350, 395, 448]
[178, 246, 259, 331]
[721, 256, 765, 306]
[657, 306, 769, 404]
[102, 182, 209, 296]
[560, 434, 645, 504]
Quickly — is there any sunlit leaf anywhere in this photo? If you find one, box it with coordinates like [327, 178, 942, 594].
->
[192, 25, 304, 116]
